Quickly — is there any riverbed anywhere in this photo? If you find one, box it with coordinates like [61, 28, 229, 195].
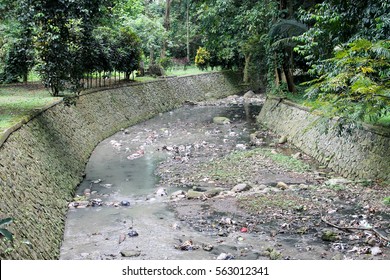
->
[60, 95, 390, 260]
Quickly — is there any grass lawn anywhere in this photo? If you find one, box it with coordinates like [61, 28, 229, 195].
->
[134, 65, 220, 82]
[0, 84, 61, 133]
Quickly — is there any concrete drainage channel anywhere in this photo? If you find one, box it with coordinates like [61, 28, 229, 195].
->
[1, 73, 388, 260]
[0, 72, 248, 259]
[60, 95, 390, 260]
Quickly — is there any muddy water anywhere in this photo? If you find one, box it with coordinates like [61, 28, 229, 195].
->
[60, 104, 264, 260]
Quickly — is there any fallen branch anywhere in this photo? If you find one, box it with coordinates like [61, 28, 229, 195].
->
[321, 216, 390, 243]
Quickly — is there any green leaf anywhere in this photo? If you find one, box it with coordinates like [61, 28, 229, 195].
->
[0, 217, 13, 226]
[0, 228, 13, 242]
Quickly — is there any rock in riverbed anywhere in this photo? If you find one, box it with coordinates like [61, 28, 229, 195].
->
[187, 189, 204, 199]
[243, 90, 255, 99]
[204, 188, 223, 198]
[232, 183, 251, 193]
[213, 117, 231, 125]
[278, 135, 288, 144]
[276, 182, 288, 190]
[120, 250, 141, 258]
[217, 253, 235, 260]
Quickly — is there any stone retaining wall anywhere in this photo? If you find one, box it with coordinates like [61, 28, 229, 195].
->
[258, 97, 390, 181]
[0, 72, 245, 259]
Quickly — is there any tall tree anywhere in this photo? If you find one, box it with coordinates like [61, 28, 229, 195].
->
[161, 0, 171, 58]
[0, 1, 34, 83]
[197, 0, 278, 83]
[31, 0, 109, 95]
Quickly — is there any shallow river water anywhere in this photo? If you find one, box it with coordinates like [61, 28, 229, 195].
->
[60, 104, 264, 260]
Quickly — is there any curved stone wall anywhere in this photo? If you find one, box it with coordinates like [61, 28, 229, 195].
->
[0, 72, 245, 259]
[258, 97, 390, 181]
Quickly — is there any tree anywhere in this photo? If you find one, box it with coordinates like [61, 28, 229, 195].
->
[31, 0, 110, 95]
[161, 0, 172, 58]
[295, 0, 390, 68]
[197, 0, 278, 83]
[124, 14, 166, 65]
[112, 27, 142, 80]
[268, 19, 307, 92]
[194, 46, 210, 70]
[32, 1, 72, 95]
[0, 1, 34, 83]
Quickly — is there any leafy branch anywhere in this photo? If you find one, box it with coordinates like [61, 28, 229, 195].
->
[0, 217, 13, 243]
[303, 39, 390, 125]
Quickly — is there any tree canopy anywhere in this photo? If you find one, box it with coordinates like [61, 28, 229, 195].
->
[0, 0, 388, 125]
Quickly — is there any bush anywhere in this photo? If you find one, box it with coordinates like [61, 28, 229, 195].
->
[158, 57, 173, 71]
[148, 64, 165, 76]
[195, 47, 210, 70]
[303, 39, 390, 125]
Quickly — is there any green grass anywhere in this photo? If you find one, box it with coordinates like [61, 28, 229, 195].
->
[134, 65, 220, 82]
[239, 195, 297, 212]
[198, 148, 310, 184]
[260, 149, 311, 173]
[165, 66, 220, 76]
[0, 86, 60, 133]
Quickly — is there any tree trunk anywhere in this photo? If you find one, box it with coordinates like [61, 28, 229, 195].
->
[243, 53, 252, 84]
[186, 0, 190, 62]
[150, 48, 155, 65]
[285, 67, 296, 93]
[23, 73, 28, 84]
[280, 68, 288, 84]
[275, 68, 280, 87]
[285, 48, 296, 92]
[161, 0, 171, 58]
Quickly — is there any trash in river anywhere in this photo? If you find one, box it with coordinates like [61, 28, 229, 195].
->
[119, 234, 126, 244]
[127, 148, 145, 160]
[128, 230, 139, 237]
[217, 253, 235, 260]
[175, 240, 199, 251]
[202, 244, 214, 251]
[240, 227, 248, 233]
[90, 198, 103, 207]
[121, 200, 130, 207]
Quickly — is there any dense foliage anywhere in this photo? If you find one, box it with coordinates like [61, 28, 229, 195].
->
[304, 39, 390, 125]
[295, 0, 390, 125]
[0, 0, 388, 125]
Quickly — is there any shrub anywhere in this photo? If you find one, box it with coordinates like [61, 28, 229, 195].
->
[148, 64, 165, 76]
[303, 39, 390, 125]
[158, 57, 173, 71]
[195, 47, 210, 70]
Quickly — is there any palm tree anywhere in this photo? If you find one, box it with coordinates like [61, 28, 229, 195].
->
[269, 19, 307, 92]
